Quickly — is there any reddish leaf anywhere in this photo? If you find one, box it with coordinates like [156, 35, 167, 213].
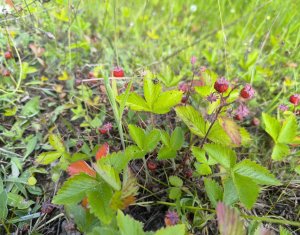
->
[219, 117, 242, 146]
[67, 160, 96, 177]
[95, 143, 109, 161]
[5, 0, 14, 8]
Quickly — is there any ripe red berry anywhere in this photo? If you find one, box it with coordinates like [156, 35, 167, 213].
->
[214, 77, 229, 93]
[184, 169, 193, 178]
[98, 122, 112, 134]
[181, 96, 188, 104]
[4, 51, 12, 60]
[113, 67, 124, 77]
[251, 117, 260, 126]
[234, 114, 243, 121]
[2, 69, 11, 77]
[240, 84, 255, 99]
[147, 160, 157, 171]
[289, 94, 300, 105]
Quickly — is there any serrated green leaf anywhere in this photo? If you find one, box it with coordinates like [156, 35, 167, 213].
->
[125, 145, 147, 159]
[21, 96, 40, 116]
[118, 93, 151, 112]
[170, 127, 184, 150]
[144, 129, 160, 152]
[233, 173, 259, 209]
[128, 125, 145, 149]
[262, 113, 281, 141]
[233, 159, 281, 186]
[175, 105, 206, 137]
[223, 178, 238, 206]
[117, 210, 145, 235]
[194, 163, 211, 175]
[169, 187, 182, 200]
[204, 144, 236, 169]
[157, 147, 177, 160]
[155, 224, 185, 235]
[207, 121, 232, 145]
[271, 143, 290, 161]
[144, 78, 162, 108]
[36, 151, 62, 165]
[24, 135, 38, 159]
[204, 178, 223, 207]
[53, 174, 99, 205]
[87, 184, 114, 224]
[152, 90, 183, 114]
[49, 134, 65, 152]
[94, 161, 121, 191]
[101, 151, 130, 173]
[295, 165, 300, 175]
[277, 115, 297, 144]
[192, 147, 207, 163]
[169, 176, 183, 187]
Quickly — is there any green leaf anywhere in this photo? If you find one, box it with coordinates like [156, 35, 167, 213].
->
[7, 193, 34, 209]
[271, 143, 290, 161]
[204, 178, 223, 207]
[144, 78, 161, 108]
[277, 115, 297, 144]
[36, 151, 62, 165]
[194, 163, 211, 175]
[52, 174, 99, 205]
[233, 159, 281, 186]
[279, 226, 292, 235]
[101, 151, 131, 173]
[155, 224, 185, 235]
[125, 145, 147, 160]
[87, 184, 114, 224]
[295, 165, 300, 175]
[128, 125, 145, 149]
[169, 187, 182, 200]
[24, 135, 38, 159]
[169, 176, 183, 187]
[204, 144, 236, 169]
[117, 210, 145, 235]
[160, 130, 170, 147]
[152, 90, 183, 114]
[170, 127, 184, 150]
[144, 129, 160, 152]
[87, 227, 120, 235]
[0, 191, 8, 220]
[21, 96, 40, 116]
[65, 204, 99, 233]
[49, 134, 65, 153]
[158, 147, 177, 160]
[223, 178, 238, 206]
[233, 173, 259, 209]
[192, 147, 207, 163]
[175, 105, 206, 137]
[207, 121, 232, 145]
[262, 113, 281, 141]
[119, 93, 150, 112]
[94, 161, 121, 191]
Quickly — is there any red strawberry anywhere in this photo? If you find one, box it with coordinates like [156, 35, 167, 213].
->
[214, 77, 229, 93]
[240, 84, 255, 99]
[181, 96, 188, 104]
[98, 122, 112, 134]
[289, 94, 300, 105]
[147, 160, 157, 171]
[234, 114, 243, 121]
[4, 51, 12, 60]
[113, 67, 124, 77]
[88, 71, 95, 79]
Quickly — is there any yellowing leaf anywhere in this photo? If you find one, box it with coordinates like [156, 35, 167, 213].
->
[219, 117, 241, 146]
[27, 176, 37, 186]
[147, 30, 159, 39]
[41, 76, 48, 81]
[58, 71, 70, 81]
